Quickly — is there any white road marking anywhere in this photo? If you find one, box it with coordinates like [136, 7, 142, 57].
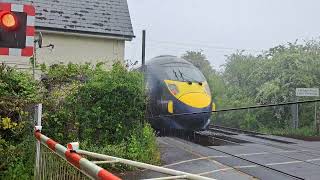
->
[163, 138, 233, 167]
[165, 150, 309, 167]
[236, 152, 268, 156]
[235, 165, 258, 169]
[306, 158, 320, 162]
[266, 161, 302, 166]
[163, 155, 229, 167]
[236, 150, 307, 157]
[198, 168, 234, 175]
[157, 138, 169, 145]
[160, 137, 319, 178]
[198, 165, 259, 175]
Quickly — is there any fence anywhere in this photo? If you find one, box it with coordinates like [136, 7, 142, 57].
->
[34, 127, 216, 180]
[33, 103, 216, 180]
[212, 99, 320, 137]
[34, 127, 121, 180]
[37, 144, 89, 180]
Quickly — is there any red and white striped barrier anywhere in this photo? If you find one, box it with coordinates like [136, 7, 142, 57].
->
[34, 127, 121, 180]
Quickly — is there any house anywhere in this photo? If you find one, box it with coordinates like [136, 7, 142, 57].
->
[2, 0, 134, 68]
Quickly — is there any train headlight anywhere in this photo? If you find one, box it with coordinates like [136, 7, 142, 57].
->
[168, 100, 174, 113]
[204, 84, 211, 95]
[212, 102, 216, 111]
[167, 84, 179, 95]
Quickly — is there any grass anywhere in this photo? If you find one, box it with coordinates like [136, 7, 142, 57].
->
[260, 126, 319, 137]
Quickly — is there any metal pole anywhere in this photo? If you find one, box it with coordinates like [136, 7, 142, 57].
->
[315, 102, 317, 128]
[296, 97, 299, 128]
[32, 41, 37, 79]
[316, 102, 319, 135]
[292, 97, 299, 129]
[296, 105, 299, 129]
[77, 150, 215, 180]
[142, 30, 146, 72]
[35, 104, 42, 180]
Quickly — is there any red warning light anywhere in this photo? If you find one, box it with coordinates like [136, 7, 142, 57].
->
[0, 11, 18, 30]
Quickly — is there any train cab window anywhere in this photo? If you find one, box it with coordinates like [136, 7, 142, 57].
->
[163, 65, 205, 82]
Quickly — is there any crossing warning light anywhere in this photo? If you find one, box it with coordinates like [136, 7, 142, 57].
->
[1, 11, 18, 30]
[0, 3, 35, 57]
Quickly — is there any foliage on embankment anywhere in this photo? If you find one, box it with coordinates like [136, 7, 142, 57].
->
[0, 62, 160, 178]
[184, 40, 320, 135]
[0, 65, 39, 179]
[42, 62, 160, 170]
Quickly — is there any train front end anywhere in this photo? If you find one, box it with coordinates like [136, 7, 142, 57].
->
[163, 79, 213, 130]
[146, 56, 215, 131]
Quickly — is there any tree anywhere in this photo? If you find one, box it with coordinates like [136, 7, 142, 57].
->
[220, 40, 320, 130]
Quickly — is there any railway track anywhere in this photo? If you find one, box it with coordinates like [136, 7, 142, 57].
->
[209, 125, 320, 157]
[206, 145, 305, 180]
[207, 125, 320, 165]
[177, 125, 320, 179]
[209, 125, 265, 135]
[158, 125, 320, 179]
[174, 131, 305, 180]
[209, 125, 298, 144]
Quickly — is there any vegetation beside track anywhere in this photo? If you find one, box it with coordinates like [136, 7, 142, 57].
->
[41, 62, 160, 171]
[260, 127, 319, 138]
[183, 39, 320, 137]
[0, 65, 39, 179]
[0, 62, 160, 178]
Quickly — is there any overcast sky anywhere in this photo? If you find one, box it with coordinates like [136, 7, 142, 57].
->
[125, 0, 319, 69]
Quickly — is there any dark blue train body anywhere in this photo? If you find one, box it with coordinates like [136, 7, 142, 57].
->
[144, 55, 214, 130]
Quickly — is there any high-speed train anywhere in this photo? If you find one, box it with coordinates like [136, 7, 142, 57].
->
[144, 55, 215, 130]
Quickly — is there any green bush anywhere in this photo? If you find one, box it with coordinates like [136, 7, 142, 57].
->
[0, 64, 39, 179]
[41, 62, 160, 171]
[73, 63, 146, 144]
[1, 61, 161, 178]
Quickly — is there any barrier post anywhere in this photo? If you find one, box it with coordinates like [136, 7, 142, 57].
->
[34, 104, 42, 179]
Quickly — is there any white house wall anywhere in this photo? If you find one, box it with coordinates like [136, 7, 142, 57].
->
[37, 32, 125, 66]
[0, 32, 125, 70]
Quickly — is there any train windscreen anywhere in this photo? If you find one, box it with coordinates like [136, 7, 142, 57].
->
[163, 65, 205, 82]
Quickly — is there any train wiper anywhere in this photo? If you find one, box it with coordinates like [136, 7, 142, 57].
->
[178, 70, 192, 84]
[178, 70, 186, 81]
[172, 70, 179, 81]
[178, 70, 197, 84]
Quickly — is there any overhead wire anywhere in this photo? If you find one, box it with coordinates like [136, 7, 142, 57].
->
[132, 36, 264, 53]
[126, 37, 265, 64]
[147, 99, 320, 119]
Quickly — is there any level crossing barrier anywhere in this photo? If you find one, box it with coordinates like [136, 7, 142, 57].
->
[33, 103, 216, 180]
[34, 126, 121, 180]
[34, 126, 216, 180]
[71, 144, 216, 180]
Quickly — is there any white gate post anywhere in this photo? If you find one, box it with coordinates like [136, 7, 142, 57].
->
[34, 104, 42, 179]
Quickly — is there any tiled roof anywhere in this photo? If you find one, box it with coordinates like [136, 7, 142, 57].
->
[4, 0, 134, 39]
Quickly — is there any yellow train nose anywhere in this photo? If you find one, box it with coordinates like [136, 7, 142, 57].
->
[178, 92, 211, 108]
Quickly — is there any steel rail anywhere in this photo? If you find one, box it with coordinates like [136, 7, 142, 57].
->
[205, 145, 304, 180]
[195, 131, 242, 145]
[172, 132, 305, 180]
[205, 127, 320, 169]
[208, 125, 320, 159]
[209, 125, 265, 135]
[168, 137, 304, 180]
[76, 150, 216, 180]
[208, 135, 242, 145]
